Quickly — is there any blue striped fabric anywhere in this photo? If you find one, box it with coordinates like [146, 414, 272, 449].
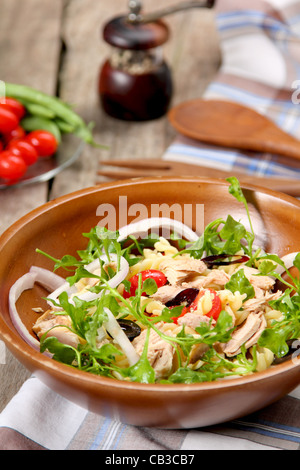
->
[164, 0, 300, 182]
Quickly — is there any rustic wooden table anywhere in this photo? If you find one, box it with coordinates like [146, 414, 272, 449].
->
[0, 0, 220, 412]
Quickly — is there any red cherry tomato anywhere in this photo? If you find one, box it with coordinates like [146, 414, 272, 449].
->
[123, 269, 167, 299]
[0, 141, 3, 152]
[2, 125, 26, 145]
[8, 139, 39, 166]
[0, 107, 19, 133]
[171, 305, 189, 324]
[172, 288, 222, 324]
[0, 98, 26, 120]
[190, 289, 222, 321]
[0, 151, 27, 181]
[26, 130, 58, 157]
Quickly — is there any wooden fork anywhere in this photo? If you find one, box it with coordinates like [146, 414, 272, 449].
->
[97, 158, 300, 196]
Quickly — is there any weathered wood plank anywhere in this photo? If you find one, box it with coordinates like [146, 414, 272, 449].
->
[0, 0, 221, 413]
[0, 0, 64, 233]
[0, 0, 64, 412]
[50, 0, 220, 197]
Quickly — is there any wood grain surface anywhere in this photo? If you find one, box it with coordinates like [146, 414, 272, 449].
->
[0, 0, 220, 412]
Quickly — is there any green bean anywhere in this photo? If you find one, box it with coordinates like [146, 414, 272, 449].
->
[21, 116, 61, 144]
[4, 82, 101, 147]
[54, 118, 75, 134]
[26, 103, 56, 119]
[5, 83, 85, 129]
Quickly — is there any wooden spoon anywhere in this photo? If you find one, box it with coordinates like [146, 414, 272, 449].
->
[168, 99, 300, 163]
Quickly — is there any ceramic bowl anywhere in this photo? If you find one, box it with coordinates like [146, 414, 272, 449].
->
[0, 177, 300, 429]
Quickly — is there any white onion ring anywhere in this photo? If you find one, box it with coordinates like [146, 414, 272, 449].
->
[84, 253, 129, 284]
[100, 254, 129, 289]
[117, 217, 199, 243]
[29, 266, 66, 291]
[8, 272, 41, 351]
[276, 252, 299, 276]
[46, 281, 78, 307]
[103, 308, 140, 366]
[70, 254, 129, 303]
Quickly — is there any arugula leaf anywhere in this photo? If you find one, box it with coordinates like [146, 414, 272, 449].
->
[258, 325, 292, 357]
[66, 266, 102, 287]
[258, 254, 300, 292]
[178, 215, 254, 262]
[119, 328, 155, 383]
[226, 177, 255, 259]
[176, 326, 198, 357]
[163, 345, 257, 384]
[76, 341, 122, 377]
[161, 367, 218, 384]
[258, 290, 300, 357]
[225, 269, 255, 300]
[293, 253, 300, 273]
[148, 306, 184, 325]
[40, 336, 76, 364]
[195, 310, 235, 345]
[35, 249, 84, 272]
[178, 218, 224, 259]
[141, 278, 158, 296]
[57, 292, 95, 340]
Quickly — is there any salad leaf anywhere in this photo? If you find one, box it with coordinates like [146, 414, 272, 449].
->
[56, 292, 93, 340]
[195, 310, 235, 345]
[40, 336, 76, 364]
[163, 345, 258, 384]
[149, 306, 185, 324]
[141, 278, 158, 296]
[225, 269, 255, 300]
[118, 328, 155, 383]
[258, 253, 300, 292]
[226, 177, 256, 260]
[258, 290, 300, 357]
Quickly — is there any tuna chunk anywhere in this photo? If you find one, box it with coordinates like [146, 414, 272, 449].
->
[33, 310, 80, 348]
[238, 266, 275, 292]
[243, 290, 282, 313]
[132, 326, 174, 380]
[177, 311, 212, 330]
[222, 312, 266, 357]
[159, 258, 207, 286]
[177, 313, 212, 363]
[151, 285, 184, 304]
[183, 269, 230, 290]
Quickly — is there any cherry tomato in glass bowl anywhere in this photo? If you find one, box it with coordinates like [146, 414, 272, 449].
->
[26, 130, 58, 157]
[2, 125, 26, 146]
[0, 107, 19, 134]
[123, 269, 167, 299]
[8, 139, 39, 166]
[0, 151, 28, 181]
[0, 98, 26, 120]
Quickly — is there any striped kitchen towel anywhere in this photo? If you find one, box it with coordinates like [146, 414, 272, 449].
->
[0, 376, 299, 450]
[0, 0, 300, 452]
[164, 0, 300, 180]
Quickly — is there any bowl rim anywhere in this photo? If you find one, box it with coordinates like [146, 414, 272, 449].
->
[1, 176, 300, 393]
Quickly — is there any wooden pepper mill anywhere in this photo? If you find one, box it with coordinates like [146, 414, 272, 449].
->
[99, 0, 215, 121]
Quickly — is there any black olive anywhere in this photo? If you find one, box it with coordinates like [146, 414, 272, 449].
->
[202, 254, 250, 266]
[117, 319, 141, 341]
[166, 288, 199, 308]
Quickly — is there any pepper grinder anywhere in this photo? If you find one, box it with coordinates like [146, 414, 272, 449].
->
[98, 0, 215, 122]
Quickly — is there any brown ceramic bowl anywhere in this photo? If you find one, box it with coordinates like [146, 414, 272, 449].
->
[0, 177, 300, 429]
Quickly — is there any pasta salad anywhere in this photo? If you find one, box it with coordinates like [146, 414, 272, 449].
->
[9, 178, 300, 384]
